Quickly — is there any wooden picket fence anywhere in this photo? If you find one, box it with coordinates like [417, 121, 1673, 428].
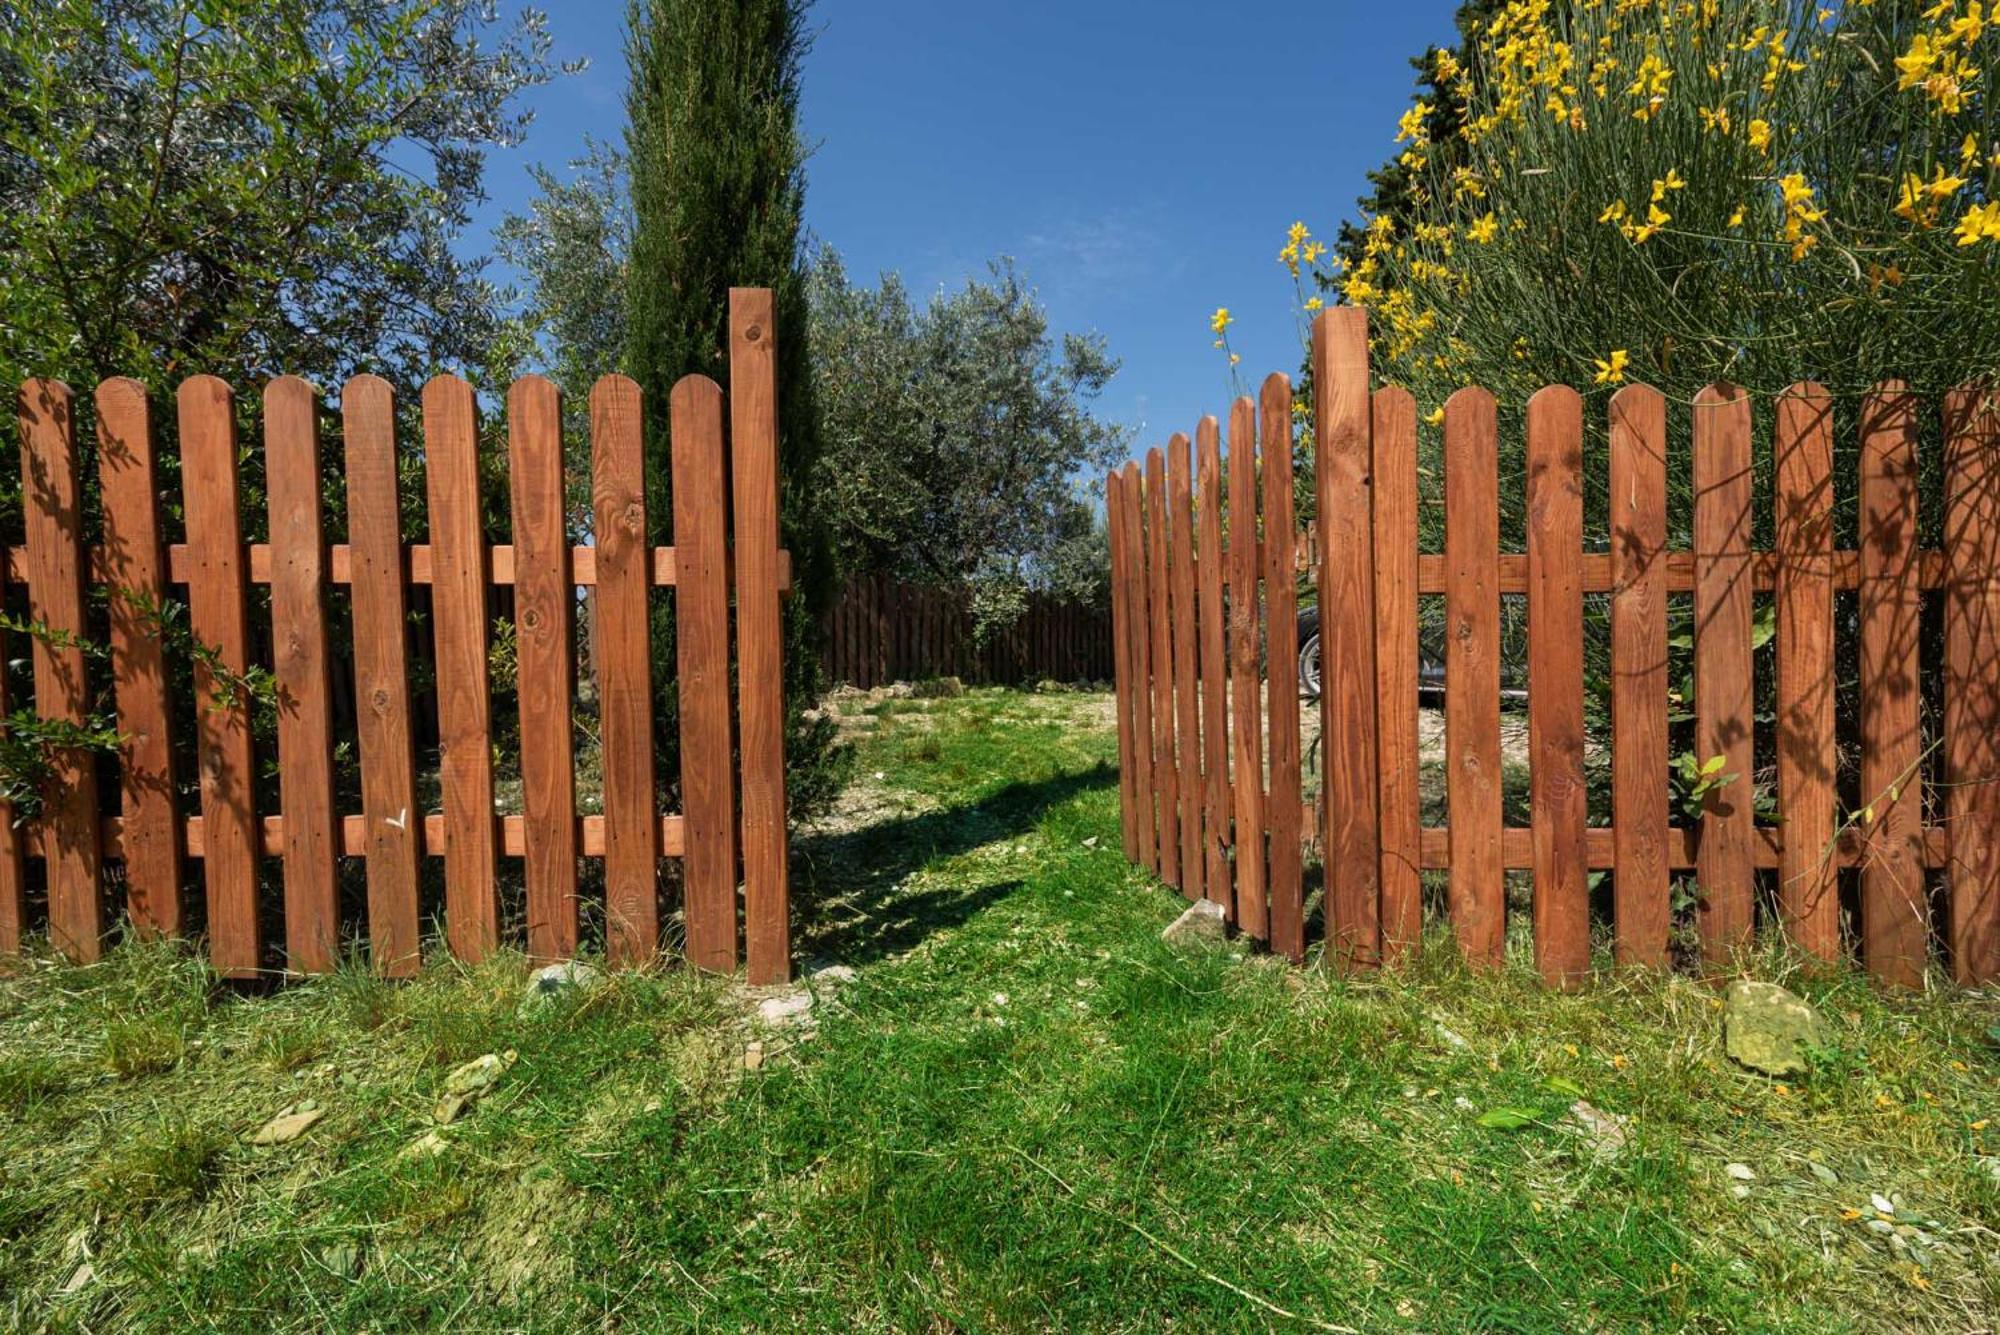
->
[1108, 307, 2000, 988]
[2, 289, 794, 985]
[821, 572, 1112, 688]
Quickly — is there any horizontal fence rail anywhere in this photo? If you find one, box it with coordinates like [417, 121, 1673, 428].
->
[1108, 306, 2000, 988]
[822, 572, 1112, 688]
[2, 288, 794, 985]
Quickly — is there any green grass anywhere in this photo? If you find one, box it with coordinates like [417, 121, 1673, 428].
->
[1, 686, 1996, 1330]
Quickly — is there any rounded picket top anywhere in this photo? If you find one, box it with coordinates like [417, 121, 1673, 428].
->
[420, 371, 476, 417]
[1608, 380, 1665, 415]
[340, 372, 394, 417]
[1527, 381, 1582, 413]
[507, 371, 560, 414]
[1372, 383, 1416, 415]
[93, 375, 147, 415]
[1694, 380, 1749, 409]
[1444, 383, 1497, 419]
[589, 372, 640, 404]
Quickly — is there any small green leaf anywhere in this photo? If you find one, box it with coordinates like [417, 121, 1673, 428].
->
[1476, 1106, 1543, 1130]
[1701, 755, 1729, 777]
[1542, 1076, 1587, 1099]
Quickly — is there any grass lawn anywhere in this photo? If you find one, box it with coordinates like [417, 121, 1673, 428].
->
[2, 686, 1997, 1331]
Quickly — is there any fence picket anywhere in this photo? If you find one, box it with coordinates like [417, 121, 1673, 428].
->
[1120, 463, 1157, 874]
[342, 375, 422, 976]
[1943, 387, 2000, 985]
[591, 374, 660, 966]
[1145, 449, 1179, 887]
[1167, 433, 1203, 902]
[672, 374, 739, 974]
[266, 376, 338, 973]
[1608, 385, 1670, 967]
[509, 375, 580, 962]
[1527, 386, 1588, 985]
[1774, 384, 1839, 960]
[18, 380, 103, 961]
[1196, 417, 1231, 916]
[1109, 470, 1139, 863]
[1314, 310, 1382, 967]
[1372, 387, 1421, 960]
[1260, 373, 1304, 963]
[1858, 384, 1926, 986]
[96, 377, 183, 940]
[1444, 386, 1504, 968]
[423, 374, 500, 961]
[1693, 384, 1756, 962]
[731, 289, 792, 987]
[0, 551, 20, 949]
[178, 375, 260, 976]
[1227, 398, 1266, 941]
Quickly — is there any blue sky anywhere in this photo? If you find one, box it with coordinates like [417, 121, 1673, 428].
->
[466, 0, 1460, 461]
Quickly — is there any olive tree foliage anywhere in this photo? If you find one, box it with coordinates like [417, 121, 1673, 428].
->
[806, 248, 1125, 633]
[0, 0, 562, 398]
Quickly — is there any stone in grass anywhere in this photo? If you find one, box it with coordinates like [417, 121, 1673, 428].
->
[1161, 899, 1228, 948]
[434, 1050, 517, 1124]
[519, 961, 604, 1015]
[911, 676, 965, 699]
[1723, 980, 1826, 1077]
[250, 1100, 327, 1146]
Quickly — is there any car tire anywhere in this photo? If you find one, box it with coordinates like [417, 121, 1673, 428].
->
[1297, 606, 1321, 699]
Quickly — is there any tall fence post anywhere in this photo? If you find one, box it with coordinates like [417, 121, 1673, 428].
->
[730, 288, 792, 988]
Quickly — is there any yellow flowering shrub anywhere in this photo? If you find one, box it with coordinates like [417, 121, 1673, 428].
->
[1298, 0, 2000, 400]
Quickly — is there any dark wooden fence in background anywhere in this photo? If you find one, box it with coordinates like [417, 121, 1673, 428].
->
[3, 289, 796, 986]
[1109, 305, 2000, 989]
[822, 573, 1112, 688]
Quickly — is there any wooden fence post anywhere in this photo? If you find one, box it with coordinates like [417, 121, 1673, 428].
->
[592, 374, 660, 966]
[1195, 417, 1231, 915]
[1167, 433, 1203, 902]
[1227, 397, 1266, 941]
[1260, 373, 1305, 963]
[343, 375, 423, 976]
[509, 375, 581, 962]
[423, 374, 500, 962]
[18, 380, 103, 961]
[179, 375, 260, 977]
[1943, 387, 2000, 985]
[1109, 470, 1139, 862]
[672, 374, 739, 973]
[96, 377, 184, 941]
[1692, 384, 1756, 963]
[1444, 386, 1503, 968]
[1145, 447, 1180, 889]
[1526, 385, 1588, 985]
[266, 376, 339, 973]
[1857, 383, 1927, 987]
[1774, 384, 1839, 960]
[1372, 387, 1421, 961]
[1608, 385, 1670, 968]
[1314, 309, 1382, 968]
[730, 288, 792, 987]
[1119, 461, 1157, 876]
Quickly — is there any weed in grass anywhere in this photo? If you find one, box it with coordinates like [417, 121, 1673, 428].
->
[101, 1018, 183, 1078]
[87, 1116, 225, 1215]
[0, 1054, 71, 1105]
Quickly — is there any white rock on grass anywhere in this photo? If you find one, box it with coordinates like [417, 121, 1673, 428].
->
[520, 961, 604, 1015]
[250, 1100, 327, 1146]
[1160, 899, 1227, 948]
[1565, 1101, 1628, 1160]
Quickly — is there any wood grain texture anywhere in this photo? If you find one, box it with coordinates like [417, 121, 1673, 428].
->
[672, 374, 738, 973]
[1943, 387, 2000, 985]
[1261, 373, 1305, 963]
[1856, 384, 1927, 987]
[1773, 384, 1839, 960]
[17, 380, 103, 960]
[1372, 387, 1421, 961]
[1692, 384, 1756, 962]
[177, 375, 260, 976]
[1313, 309, 1382, 968]
[508, 375, 580, 962]
[1226, 399, 1267, 940]
[1146, 448, 1180, 889]
[1527, 386, 1588, 986]
[1195, 417, 1232, 917]
[591, 375, 660, 965]
[1167, 433, 1204, 902]
[731, 289, 793, 986]
[95, 377, 183, 939]
[341, 375, 422, 976]
[1608, 385, 1670, 967]
[265, 376, 339, 973]
[0, 542, 21, 951]
[1444, 386, 1503, 968]
[422, 375, 500, 961]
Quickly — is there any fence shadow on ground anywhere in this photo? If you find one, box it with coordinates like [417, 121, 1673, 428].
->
[794, 764, 1116, 968]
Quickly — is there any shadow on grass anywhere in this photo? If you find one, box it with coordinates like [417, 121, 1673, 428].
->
[795, 764, 1116, 967]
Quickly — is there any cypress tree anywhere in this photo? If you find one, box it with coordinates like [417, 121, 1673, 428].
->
[623, 0, 844, 825]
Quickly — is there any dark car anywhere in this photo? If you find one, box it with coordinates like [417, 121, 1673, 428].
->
[1294, 609, 1515, 705]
